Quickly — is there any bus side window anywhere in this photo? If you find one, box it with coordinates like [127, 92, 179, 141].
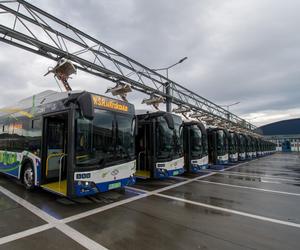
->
[0, 123, 6, 150]
[25, 118, 42, 157]
[7, 116, 24, 152]
[0, 118, 9, 151]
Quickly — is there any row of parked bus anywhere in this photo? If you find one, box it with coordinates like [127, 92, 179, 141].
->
[0, 90, 276, 198]
[135, 111, 276, 178]
[206, 127, 276, 165]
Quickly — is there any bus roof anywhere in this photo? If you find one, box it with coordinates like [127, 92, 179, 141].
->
[0, 90, 134, 117]
[136, 110, 181, 118]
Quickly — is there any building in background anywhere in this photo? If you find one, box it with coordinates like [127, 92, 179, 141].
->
[256, 118, 300, 152]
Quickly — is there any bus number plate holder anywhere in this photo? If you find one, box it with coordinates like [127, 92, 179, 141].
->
[108, 182, 121, 190]
[173, 171, 179, 176]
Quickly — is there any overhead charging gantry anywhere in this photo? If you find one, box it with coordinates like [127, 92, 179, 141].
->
[0, 0, 257, 134]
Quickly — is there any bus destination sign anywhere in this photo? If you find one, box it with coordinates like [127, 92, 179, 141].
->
[92, 95, 129, 112]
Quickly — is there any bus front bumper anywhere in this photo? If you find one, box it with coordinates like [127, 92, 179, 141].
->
[229, 153, 238, 163]
[74, 176, 136, 197]
[217, 154, 229, 165]
[155, 167, 185, 179]
[154, 157, 185, 179]
[190, 156, 209, 173]
[238, 152, 246, 161]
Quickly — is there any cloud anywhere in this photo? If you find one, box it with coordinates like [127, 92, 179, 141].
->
[0, 0, 299, 127]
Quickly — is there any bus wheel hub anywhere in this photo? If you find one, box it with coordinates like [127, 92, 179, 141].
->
[24, 168, 33, 187]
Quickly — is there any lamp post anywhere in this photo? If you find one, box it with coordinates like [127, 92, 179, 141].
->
[220, 101, 240, 120]
[247, 116, 259, 122]
[219, 102, 240, 129]
[152, 56, 188, 78]
[220, 101, 241, 112]
[152, 57, 188, 112]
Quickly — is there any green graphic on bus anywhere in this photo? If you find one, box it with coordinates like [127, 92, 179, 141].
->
[0, 151, 19, 166]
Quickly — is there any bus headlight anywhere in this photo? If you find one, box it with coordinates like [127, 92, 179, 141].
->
[75, 181, 95, 188]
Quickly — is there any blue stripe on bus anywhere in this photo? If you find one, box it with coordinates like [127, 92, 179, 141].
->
[217, 159, 229, 165]
[35, 159, 41, 185]
[0, 162, 20, 177]
[154, 166, 185, 179]
[191, 164, 209, 173]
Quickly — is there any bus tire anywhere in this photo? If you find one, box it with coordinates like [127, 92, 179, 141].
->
[22, 163, 35, 190]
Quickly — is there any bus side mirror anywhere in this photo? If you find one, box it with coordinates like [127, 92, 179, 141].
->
[179, 124, 183, 135]
[163, 113, 174, 130]
[77, 92, 94, 120]
[132, 117, 137, 136]
[65, 91, 94, 120]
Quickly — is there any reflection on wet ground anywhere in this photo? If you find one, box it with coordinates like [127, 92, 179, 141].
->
[205, 173, 300, 192]
[162, 179, 300, 223]
[134, 177, 187, 191]
[69, 194, 300, 250]
[0, 153, 300, 250]
[0, 191, 46, 238]
[228, 153, 300, 179]
[0, 174, 138, 219]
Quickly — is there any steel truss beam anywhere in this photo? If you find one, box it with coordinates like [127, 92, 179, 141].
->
[0, 0, 257, 132]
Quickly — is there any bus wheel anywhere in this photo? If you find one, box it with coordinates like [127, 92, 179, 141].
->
[22, 163, 35, 190]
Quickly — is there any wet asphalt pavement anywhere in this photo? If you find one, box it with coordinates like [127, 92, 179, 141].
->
[0, 152, 300, 249]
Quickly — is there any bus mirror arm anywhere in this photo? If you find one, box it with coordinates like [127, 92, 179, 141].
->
[163, 113, 174, 130]
[133, 117, 138, 136]
[64, 91, 94, 120]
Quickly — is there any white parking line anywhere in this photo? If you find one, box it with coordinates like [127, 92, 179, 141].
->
[171, 160, 260, 181]
[234, 167, 299, 174]
[124, 183, 300, 229]
[56, 224, 107, 250]
[62, 193, 149, 223]
[196, 180, 300, 196]
[218, 172, 300, 182]
[0, 224, 53, 245]
[0, 186, 108, 249]
[63, 163, 257, 224]
[0, 186, 56, 223]
[260, 180, 281, 184]
[170, 176, 189, 181]
[225, 170, 300, 178]
[0, 159, 256, 246]
[63, 172, 217, 224]
[155, 193, 300, 229]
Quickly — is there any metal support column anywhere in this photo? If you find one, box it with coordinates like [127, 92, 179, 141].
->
[166, 82, 172, 112]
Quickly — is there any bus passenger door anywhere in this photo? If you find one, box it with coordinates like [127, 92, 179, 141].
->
[136, 122, 151, 178]
[41, 113, 68, 196]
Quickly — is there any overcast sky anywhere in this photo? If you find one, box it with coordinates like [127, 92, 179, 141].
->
[0, 0, 300, 126]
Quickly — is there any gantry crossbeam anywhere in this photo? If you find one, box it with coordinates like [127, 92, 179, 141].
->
[0, 0, 256, 132]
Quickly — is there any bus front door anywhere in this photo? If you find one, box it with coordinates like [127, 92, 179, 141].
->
[136, 123, 151, 179]
[41, 113, 68, 196]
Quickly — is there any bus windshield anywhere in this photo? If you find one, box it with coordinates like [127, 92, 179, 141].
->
[217, 130, 227, 155]
[156, 117, 174, 160]
[246, 137, 252, 152]
[75, 109, 135, 168]
[217, 130, 224, 147]
[173, 115, 183, 158]
[229, 133, 237, 154]
[190, 125, 202, 158]
[239, 135, 245, 152]
[202, 132, 208, 155]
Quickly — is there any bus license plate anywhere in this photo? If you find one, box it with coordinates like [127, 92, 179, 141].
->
[173, 171, 179, 176]
[108, 182, 121, 190]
